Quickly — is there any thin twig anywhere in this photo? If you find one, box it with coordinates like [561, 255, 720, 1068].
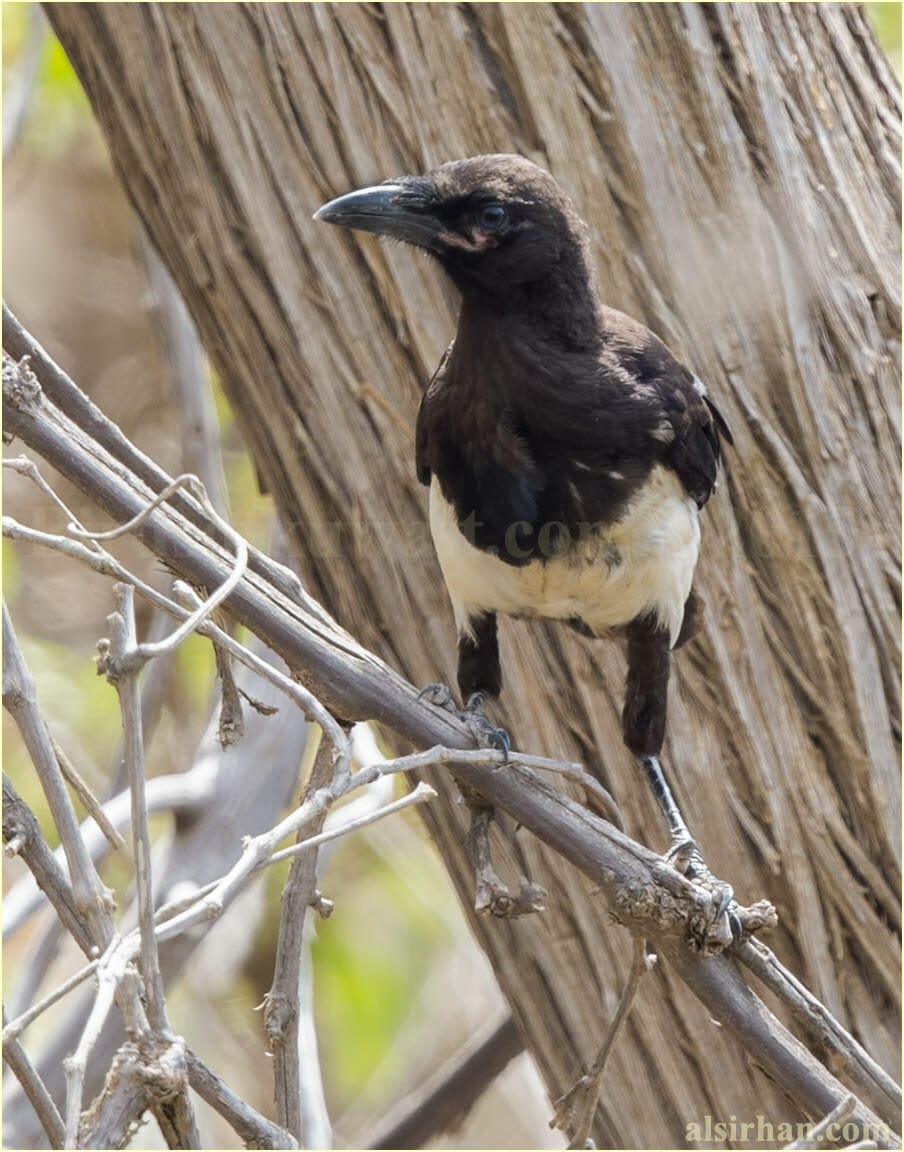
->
[267, 782, 436, 866]
[3, 958, 101, 1046]
[2, 772, 96, 955]
[2, 604, 114, 949]
[3, 454, 94, 539]
[173, 582, 349, 755]
[5, 911, 66, 1020]
[2, 1007, 65, 1149]
[266, 738, 335, 1145]
[465, 800, 547, 918]
[72, 474, 249, 668]
[51, 735, 125, 851]
[2, 512, 348, 753]
[63, 936, 131, 1148]
[100, 583, 168, 1032]
[785, 1093, 857, 1148]
[3, 762, 218, 940]
[185, 1048, 299, 1149]
[551, 936, 654, 1148]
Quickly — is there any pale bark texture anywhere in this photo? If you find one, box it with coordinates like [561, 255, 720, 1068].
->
[46, 4, 901, 1147]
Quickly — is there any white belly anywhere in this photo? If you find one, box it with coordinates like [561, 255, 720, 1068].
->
[429, 466, 699, 648]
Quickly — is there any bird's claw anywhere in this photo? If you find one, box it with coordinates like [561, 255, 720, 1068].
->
[464, 692, 510, 761]
[418, 686, 511, 758]
[664, 838, 746, 950]
[417, 682, 458, 712]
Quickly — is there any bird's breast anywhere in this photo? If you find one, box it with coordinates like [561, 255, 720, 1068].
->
[429, 467, 700, 647]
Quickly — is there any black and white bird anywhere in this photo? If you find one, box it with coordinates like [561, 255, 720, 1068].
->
[316, 154, 735, 920]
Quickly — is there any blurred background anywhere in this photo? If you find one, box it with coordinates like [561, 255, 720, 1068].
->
[2, 3, 900, 1148]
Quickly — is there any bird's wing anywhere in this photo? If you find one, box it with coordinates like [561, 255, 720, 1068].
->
[596, 308, 733, 509]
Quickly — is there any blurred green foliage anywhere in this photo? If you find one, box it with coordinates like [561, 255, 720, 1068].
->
[867, 2, 902, 74]
[312, 840, 448, 1104]
[3, 2, 98, 154]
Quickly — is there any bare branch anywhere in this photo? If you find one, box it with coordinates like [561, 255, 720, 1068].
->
[3, 601, 116, 950]
[265, 738, 335, 1145]
[739, 939, 902, 1121]
[3, 958, 101, 1047]
[50, 735, 125, 852]
[2, 302, 327, 619]
[2, 1007, 65, 1149]
[551, 936, 654, 1147]
[63, 938, 135, 1148]
[3, 762, 218, 940]
[185, 1048, 299, 1149]
[2, 772, 95, 955]
[785, 1094, 858, 1150]
[266, 782, 436, 868]
[72, 474, 249, 668]
[98, 583, 167, 1032]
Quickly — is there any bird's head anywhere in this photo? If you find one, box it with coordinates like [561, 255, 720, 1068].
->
[315, 154, 590, 296]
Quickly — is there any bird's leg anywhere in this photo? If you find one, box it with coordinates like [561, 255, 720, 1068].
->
[638, 752, 696, 870]
[418, 611, 510, 756]
[423, 612, 542, 916]
[623, 615, 737, 941]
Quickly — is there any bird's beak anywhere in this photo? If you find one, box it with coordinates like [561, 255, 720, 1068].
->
[314, 182, 444, 250]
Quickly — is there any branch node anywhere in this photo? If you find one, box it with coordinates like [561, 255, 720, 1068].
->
[310, 890, 334, 919]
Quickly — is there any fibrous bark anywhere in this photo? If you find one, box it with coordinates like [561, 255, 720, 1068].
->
[41, 4, 902, 1146]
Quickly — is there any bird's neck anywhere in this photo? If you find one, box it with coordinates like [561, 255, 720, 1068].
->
[456, 247, 601, 354]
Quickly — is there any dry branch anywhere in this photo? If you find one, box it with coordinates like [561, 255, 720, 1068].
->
[3, 316, 898, 1147]
[2, 772, 96, 957]
[265, 738, 335, 1145]
[2, 1008, 65, 1150]
[184, 1049, 299, 1150]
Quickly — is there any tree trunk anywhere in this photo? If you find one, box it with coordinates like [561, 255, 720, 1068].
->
[46, 3, 901, 1146]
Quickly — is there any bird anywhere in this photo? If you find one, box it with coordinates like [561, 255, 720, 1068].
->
[315, 154, 736, 929]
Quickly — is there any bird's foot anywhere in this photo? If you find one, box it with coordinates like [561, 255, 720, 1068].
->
[665, 836, 740, 951]
[462, 692, 511, 760]
[664, 837, 778, 951]
[418, 684, 511, 759]
[465, 802, 546, 918]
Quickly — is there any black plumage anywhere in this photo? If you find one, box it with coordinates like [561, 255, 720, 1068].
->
[317, 154, 737, 932]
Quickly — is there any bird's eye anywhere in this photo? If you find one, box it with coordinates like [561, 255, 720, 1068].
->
[477, 204, 507, 232]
